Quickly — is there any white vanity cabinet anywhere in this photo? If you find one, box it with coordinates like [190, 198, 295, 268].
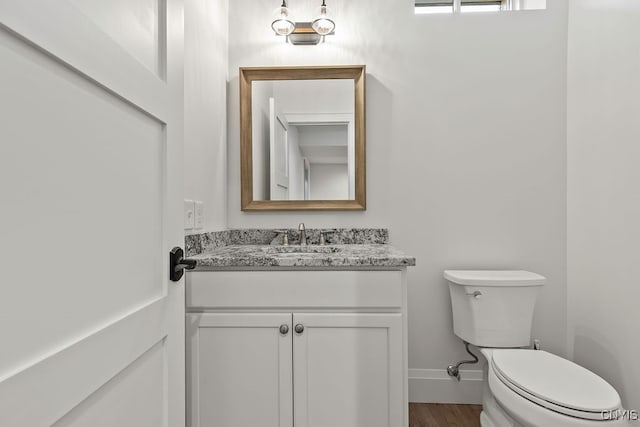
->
[291, 312, 403, 427]
[187, 312, 293, 427]
[186, 270, 408, 427]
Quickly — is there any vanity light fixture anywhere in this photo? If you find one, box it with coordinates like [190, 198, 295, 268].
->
[271, 0, 296, 36]
[271, 0, 336, 45]
[311, 0, 335, 36]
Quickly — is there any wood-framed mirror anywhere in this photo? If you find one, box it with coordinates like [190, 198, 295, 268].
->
[240, 65, 366, 211]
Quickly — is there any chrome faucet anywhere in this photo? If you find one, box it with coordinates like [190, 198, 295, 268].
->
[298, 223, 307, 246]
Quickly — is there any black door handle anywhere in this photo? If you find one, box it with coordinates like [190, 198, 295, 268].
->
[170, 247, 197, 282]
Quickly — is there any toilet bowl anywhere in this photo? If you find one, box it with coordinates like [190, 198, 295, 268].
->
[444, 270, 629, 427]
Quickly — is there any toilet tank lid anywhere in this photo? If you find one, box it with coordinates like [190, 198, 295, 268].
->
[444, 270, 546, 287]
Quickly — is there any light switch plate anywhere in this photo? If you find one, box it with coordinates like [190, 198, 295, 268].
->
[194, 201, 204, 229]
[184, 200, 195, 229]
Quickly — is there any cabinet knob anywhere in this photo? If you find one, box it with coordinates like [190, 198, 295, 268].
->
[294, 324, 304, 334]
[279, 324, 289, 335]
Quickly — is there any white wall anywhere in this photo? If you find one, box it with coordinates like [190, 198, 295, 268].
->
[251, 81, 274, 200]
[310, 163, 349, 200]
[184, 0, 228, 231]
[567, 0, 640, 410]
[272, 79, 354, 114]
[298, 125, 348, 150]
[228, 0, 568, 402]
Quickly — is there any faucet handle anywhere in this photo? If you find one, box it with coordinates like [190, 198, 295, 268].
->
[319, 231, 326, 245]
[319, 230, 336, 245]
[273, 229, 289, 246]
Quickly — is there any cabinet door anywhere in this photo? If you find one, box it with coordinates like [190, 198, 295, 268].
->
[293, 313, 403, 427]
[187, 313, 293, 427]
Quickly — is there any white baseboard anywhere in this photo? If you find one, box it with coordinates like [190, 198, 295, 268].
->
[408, 368, 484, 404]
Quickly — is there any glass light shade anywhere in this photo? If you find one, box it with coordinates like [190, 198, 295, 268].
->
[311, 5, 335, 35]
[271, 6, 295, 36]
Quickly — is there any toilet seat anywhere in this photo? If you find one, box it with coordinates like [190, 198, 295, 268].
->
[491, 349, 621, 421]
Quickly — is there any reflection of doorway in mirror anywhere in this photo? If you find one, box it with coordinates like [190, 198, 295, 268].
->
[243, 67, 365, 210]
[251, 78, 358, 202]
[288, 121, 350, 200]
[286, 114, 354, 201]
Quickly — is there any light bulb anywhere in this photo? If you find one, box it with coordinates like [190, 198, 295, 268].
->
[312, 2, 335, 36]
[271, 2, 295, 36]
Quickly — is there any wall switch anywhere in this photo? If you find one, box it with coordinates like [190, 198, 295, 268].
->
[184, 200, 195, 229]
[194, 201, 205, 229]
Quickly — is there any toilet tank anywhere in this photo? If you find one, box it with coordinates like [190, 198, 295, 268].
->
[444, 270, 546, 348]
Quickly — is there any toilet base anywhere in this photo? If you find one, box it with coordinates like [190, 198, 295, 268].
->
[480, 412, 493, 427]
[481, 376, 521, 427]
[480, 411, 502, 427]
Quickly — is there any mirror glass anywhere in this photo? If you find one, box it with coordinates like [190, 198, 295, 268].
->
[251, 79, 355, 201]
[240, 66, 365, 211]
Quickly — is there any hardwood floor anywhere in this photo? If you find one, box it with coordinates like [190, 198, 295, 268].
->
[409, 403, 482, 427]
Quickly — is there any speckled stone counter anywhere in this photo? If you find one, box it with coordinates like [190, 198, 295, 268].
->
[190, 244, 415, 269]
[185, 229, 415, 270]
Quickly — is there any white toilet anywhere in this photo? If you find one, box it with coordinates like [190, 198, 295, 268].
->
[444, 270, 628, 427]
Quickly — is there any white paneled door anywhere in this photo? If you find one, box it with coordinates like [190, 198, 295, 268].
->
[0, 1, 185, 426]
[269, 97, 290, 200]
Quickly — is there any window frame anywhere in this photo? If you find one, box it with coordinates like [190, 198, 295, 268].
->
[415, 0, 545, 14]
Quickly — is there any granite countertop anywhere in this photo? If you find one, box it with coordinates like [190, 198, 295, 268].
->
[185, 228, 415, 270]
[190, 244, 416, 269]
